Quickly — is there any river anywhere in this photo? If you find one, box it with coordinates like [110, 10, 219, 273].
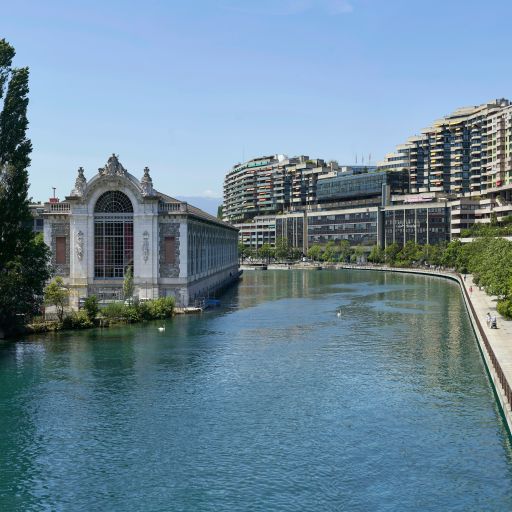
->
[1, 269, 511, 511]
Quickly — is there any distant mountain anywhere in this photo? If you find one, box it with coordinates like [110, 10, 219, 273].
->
[175, 196, 223, 217]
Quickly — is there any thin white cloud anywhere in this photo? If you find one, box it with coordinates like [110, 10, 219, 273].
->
[218, 0, 353, 16]
[201, 189, 223, 199]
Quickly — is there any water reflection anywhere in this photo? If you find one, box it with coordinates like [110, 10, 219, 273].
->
[1, 269, 512, 511]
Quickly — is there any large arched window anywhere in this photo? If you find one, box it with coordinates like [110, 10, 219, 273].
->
[94, 191, 134, 279]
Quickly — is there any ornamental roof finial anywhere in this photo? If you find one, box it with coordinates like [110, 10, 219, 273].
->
[140, 166, 154, 196]
[71, 166, 87, 196]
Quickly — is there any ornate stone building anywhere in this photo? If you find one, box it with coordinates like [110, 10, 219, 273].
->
[43, 155, 239, 306]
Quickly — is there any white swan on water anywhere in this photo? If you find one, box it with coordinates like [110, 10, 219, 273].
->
[158, 326, 165, 332]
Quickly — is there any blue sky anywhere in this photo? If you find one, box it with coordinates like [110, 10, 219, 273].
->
[3, 0, 512, 202]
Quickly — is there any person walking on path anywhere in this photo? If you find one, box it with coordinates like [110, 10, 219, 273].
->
[486, 312, 491, 327]
[469, 285, 473, 294]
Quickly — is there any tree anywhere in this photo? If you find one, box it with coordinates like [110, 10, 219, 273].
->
[238, 242, 248, 262]
[123, 265, 134, 301]
[290, 247, 302, 261]
[368, 245, 384, 264]
[44, 277, 68, 323]
[322, 241, 336, 262]
[217, 204, 223, 219]
[384, 243, 400, 265]
[0, 39, 51, 334]
[338, 239, 352, 262]
[307, 244, 322, 261]
[83, 295, 99, 322]
[396, 241, 421, 266]
[258, 243, 273, 263]
[275, 237, 290, 261]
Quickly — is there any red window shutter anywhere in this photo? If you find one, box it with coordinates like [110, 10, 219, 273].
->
[164, 236, 175, 264]
[56, 236, 66, 264]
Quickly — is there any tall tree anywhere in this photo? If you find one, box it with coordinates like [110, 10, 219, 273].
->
[0, 39, 51, 335]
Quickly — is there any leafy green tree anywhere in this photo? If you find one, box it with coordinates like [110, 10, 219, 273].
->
[83, 295, 99, 322]
[441, 239, 463, 269]
[290, 247, 302, 261]
[0, 39, 51, 334]
[368, 245, 384, 264]
[238, 242, 248, 262]
[44, 277, 68, 322]
[353, 246, 366, 263]
[307, 244, 322, 261]
[275, 237, 290, 261]
[123, 265, 134, 301]
[338, 240, 352, 262]
[258, 243, 273, 263]
[217, 204, 223, 219]
[396, 241, 421, 266]
[322, 241, 336, 262]
[384, 243, 400, 265]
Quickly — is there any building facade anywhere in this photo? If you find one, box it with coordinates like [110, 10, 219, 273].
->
[43, 155, 239, 307]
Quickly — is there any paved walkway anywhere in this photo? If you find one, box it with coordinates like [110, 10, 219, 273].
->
[461, 275, 512, 415]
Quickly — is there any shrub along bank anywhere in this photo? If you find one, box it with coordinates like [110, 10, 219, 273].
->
[27, 296, 175, 334]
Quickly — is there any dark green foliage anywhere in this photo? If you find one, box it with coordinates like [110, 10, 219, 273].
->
[0, 234, 51, 331]
[258, 243, 274, 263]
[384, 243, 400, 264]
[62, 310, 93, 329]
[460, 215, 512, 238]
[83, 295, 99, 321]
[275, 237, 290, 261]
[368, 245, 385, 264]
[123, 265, 134, 300]
[44, 276, 68, 323]
[145, 297, 175, 319]
[307, 244, 322, 261]
[0, 39, 51, 335]
[100, 297, 175, 323]
[101, 302, 126, 320]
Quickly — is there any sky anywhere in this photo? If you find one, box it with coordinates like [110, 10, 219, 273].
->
[3, 0, 512, 202]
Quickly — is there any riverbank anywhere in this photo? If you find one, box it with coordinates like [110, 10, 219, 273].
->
[246, 262, 512, 434]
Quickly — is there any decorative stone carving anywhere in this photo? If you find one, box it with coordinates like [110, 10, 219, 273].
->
[98, 154, 126, 177]
[140, 166, 154, 196]
[75, 230, 84, 260]
[142, 231, 150, 263]
[71, 167, 87, 196]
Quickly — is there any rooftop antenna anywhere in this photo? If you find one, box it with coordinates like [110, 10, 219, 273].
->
[369, 153, 371, 165]
[355, 154, 358, 164]
[362, 154, 365, 165]
[52, 187, 56, 199]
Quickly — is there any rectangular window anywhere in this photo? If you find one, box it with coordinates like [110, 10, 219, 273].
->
[164, 236, 175, 265]
[56, 236, 66, 264]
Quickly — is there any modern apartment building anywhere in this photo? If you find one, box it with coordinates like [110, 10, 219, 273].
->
[223, 155, 346, 223]
[224, 100, 512, 252]
[378, 99, 512, 200]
